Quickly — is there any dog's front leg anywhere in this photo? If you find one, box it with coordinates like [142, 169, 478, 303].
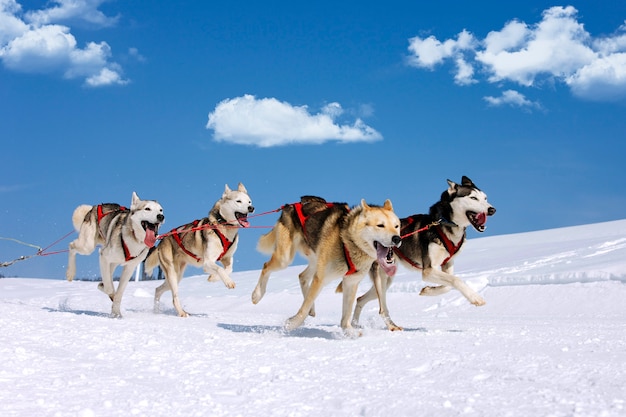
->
[203, 259, 235, 289]
[421, 267, 485, 306]
[372, 266, 402, 331]
[339, 275, 364, 337]
[110, 263, 135, 318]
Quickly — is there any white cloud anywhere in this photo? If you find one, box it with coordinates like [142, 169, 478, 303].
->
[25, 0, 119, 28]
[0, 0, 126, 86]
[206, 95, 383, 147]
[483, 90, 541, 109]
[407, 29, 476, 69]
[407, 6, 626, 102]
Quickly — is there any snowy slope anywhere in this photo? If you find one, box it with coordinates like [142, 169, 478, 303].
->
[1, 220, 625, 417]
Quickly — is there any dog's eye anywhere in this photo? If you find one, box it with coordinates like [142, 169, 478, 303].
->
[377, 224, 385, 228]
[236, 200, 242, 203]
[145, 207, 152, 211]
[471, 196, 478, 201]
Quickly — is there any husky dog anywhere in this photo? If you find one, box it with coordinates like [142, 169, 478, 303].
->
[145, 183, 254, 317]
[351, 176, 496, 331]
[252, 196, 402, 334]
[66, 192, 165, 317]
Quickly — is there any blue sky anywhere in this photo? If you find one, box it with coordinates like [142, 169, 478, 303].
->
[2, 0, 625, 279]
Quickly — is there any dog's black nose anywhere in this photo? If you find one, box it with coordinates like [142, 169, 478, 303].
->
[157, 214, 165, 222]
[488, 207, 496, 216]
[248, 206, 255, 213]
[392, 235, 402, 246]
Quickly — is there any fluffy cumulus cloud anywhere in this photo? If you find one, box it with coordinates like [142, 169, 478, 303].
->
[407, 6, 626, 102]
[0, 0, 127, 86]
[206, 95, 383, 147]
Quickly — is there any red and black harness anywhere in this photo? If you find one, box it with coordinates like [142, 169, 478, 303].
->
[169, 218, 235, 263]
[292, 202, 358, 276]
[393, 216, 464, 269]
[96, 204, 141, 262]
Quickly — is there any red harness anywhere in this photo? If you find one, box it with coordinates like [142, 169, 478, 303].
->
[97, 204, 127, 239]
[292, 202, 357, 276]
[393, 222, 464, 269]
[169, 220, 234, 263]
[96, 205, 138, 262]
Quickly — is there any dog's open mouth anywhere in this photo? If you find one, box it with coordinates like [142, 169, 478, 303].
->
[235, 212, 250, 228]
[141, 221, 160, 248]
[374, 241, 397, 277]
[467, 211, 487, 232]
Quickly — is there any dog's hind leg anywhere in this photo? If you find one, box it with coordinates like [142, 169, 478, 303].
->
[97, 253, 115, 300]
[252, 225, 295, 304]
[298, 265, 316, 317]
[168, 261, 189, 317]
[285, 272, 324, 331]
[66, 223, 98, 281]
[153, 279, 171, 314]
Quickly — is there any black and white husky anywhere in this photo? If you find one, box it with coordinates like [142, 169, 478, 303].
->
[352, 176, 496, 331]
[66, 192, 165, 317]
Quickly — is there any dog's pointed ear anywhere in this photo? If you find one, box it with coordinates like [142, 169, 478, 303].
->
[383, 199, 393, 211]
[131, 191, 140, 207]
[223, 184, 232, 196]
[461, 176, 475, 187]
[360, 199, 370, 210]
[237, 182, 247, 193]
[446, 179, 457, 195]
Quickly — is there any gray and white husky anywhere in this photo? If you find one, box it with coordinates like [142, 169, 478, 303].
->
[66, 192, 165, 317]
[145, 183, 254, 317]
[351, 176, 496, 331]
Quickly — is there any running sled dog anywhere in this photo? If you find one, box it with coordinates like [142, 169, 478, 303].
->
[350, 176, 496, 331]
[66, 192, 165, 317]
[252, 196, 402, 334]
[145, 183, 254, 317]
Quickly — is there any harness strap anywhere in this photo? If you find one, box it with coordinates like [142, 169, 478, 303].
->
[292, 201, 356, 275]
[393, 246, 422, 270]
[214, 228, 235, 261]
[293, 202, 335, 235]
[97, 204, 127, 239]
[393, 220, 463, 269]
[170, 219, 235, 262]
[434, 225, 464, 266]
[342, 243, 358, 276]
[121, 235, 138, 262]
[171, 220, 202, 262]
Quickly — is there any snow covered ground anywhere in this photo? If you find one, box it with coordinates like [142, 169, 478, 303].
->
[1, 220, 625, 417]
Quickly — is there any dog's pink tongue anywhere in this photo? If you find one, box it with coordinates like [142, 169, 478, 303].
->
[144, 229, 157, 248]
[377, 244, 397, 277]
[475, 212, 487, 226]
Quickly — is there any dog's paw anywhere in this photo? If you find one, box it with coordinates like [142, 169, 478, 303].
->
[251, 287, 264, 304]
[284, 316, 303, 331]
[470, 296, 486, 306]
[342, 327, 363, 339]
[207, 274, 219, 282]
[224, 279, 236, 289]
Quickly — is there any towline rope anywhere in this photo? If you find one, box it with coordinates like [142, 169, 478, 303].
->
[0, 230, 74, 267]
[400, 220, 442, 240]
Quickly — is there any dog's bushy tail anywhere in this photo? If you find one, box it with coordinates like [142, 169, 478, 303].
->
[71, 205, 93, 232]
[256, 229, 277, 254]
[144, 246, 160, 274]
